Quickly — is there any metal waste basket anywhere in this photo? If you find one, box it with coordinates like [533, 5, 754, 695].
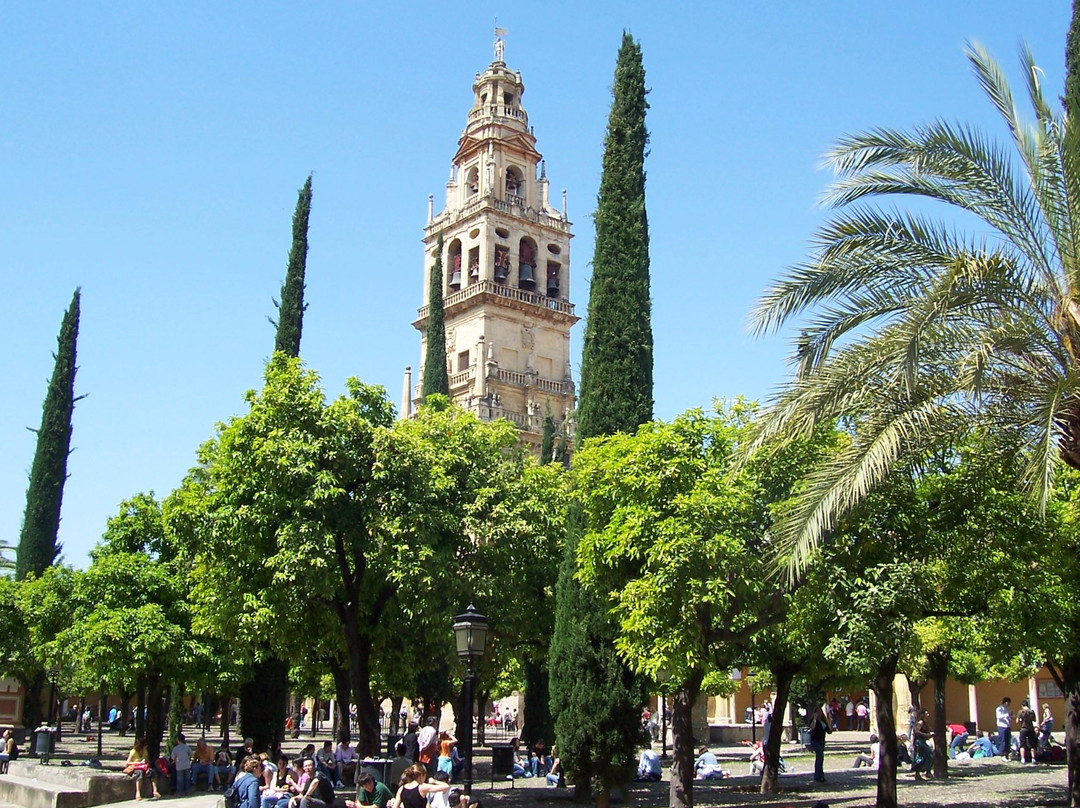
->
[34, 726, 56, 764]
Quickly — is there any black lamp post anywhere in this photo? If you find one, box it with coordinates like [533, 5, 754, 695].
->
[453, 605, 489, 795]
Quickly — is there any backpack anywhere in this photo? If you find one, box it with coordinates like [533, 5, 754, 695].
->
[223, 782, 241, 808]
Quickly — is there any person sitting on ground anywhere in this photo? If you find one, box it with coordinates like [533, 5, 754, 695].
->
[291, 757, 335, 808]
[125, 737, 161, 801]
[235, 737, 256, 766]
[636, 747, 662, 781]
[968, 731, 995, 758]
[427, 771, 452, 808]
[348, 772, 394, 808]
[260, 752, 280, 789]
[895, 734, 912, 765]
[336, 737, 359, 787]
[693, 746, 726, 780]
[261, 757, 296, 808]
[545, 751, 564, 787]
[389, 741, 413, 787]
[852, 734, 879, 769]
[191, 737, 218, 791]
[435, 731, 456, 778]
[215, 742, 236, 786]
[530, 738, 551, 776]
[315, 741, 339, 785]
[393, 764, 450, 808]
[233, 755, 263, 808]
[508, 737, 530, 779]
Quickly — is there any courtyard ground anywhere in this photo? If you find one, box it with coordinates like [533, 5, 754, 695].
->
[23, 724, 1072, 807]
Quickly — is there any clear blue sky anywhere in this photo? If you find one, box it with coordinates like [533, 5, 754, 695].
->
[2, 1, 1070, 567]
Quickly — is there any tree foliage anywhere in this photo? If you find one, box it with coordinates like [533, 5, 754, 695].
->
[750, 45, 1080, 581]
[273, 175, 312, 358]
[422, 233, 449, 400]
[17, 289, 81, 580]
[577, 32, 652, 442]
[167, 356, 531, 755]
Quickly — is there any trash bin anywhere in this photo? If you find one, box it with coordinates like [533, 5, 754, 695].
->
[798, 726, 811, 749]
[964, 721, 977, 736]
[491, 744, 514, 779]
[34, 727, 56, 764]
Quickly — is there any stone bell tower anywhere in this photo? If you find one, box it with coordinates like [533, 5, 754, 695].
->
[409, 36, 577, 451]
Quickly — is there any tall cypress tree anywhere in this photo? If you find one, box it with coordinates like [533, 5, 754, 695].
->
[1067, 0, 1080, 119]
[244, 177, 312, 751]
[16, 289, 81, 580]
[272, 175, 312, 357]
[576, 31, 653, 442]
[422, 234, 450, 400]
[550, 33, 651, 806]
[540, 414, 556, 464]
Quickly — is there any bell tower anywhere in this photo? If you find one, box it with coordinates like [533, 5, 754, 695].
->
[411, 37, 577, 450]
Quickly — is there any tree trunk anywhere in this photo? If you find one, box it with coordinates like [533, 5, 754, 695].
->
[290, 692, 303, 739]
[118, 690, 132, 737]
[97, 686, 107, 758]
[219, 696, 231, 747]
[477, 688, 490, 748]
[326, 659, 350, 743]
[136, 675, 147, 740]
[872, 655, 899, 808]
[929, 654, 949, 779]
[145, 671, 165, 763]
[668, 670, 703, 808]
[1059, 655, 1080, 807]
[240, 653, 289, 751]
[346, 637, 381, 756]
[760, 664, 795, 794]
[20, 670, 45, 732]
[77, 696, 86, 733]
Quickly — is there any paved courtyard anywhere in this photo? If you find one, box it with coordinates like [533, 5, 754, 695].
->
[16, 724, 1071, 807]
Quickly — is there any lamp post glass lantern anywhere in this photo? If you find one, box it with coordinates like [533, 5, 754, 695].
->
[453, 605, 489, 793]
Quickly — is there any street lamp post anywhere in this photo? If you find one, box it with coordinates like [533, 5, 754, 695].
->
[453, 605, 489, 796]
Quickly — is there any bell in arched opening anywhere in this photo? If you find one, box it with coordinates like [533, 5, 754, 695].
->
[449, 270, 462, 289]
[518, 263, 535, 289]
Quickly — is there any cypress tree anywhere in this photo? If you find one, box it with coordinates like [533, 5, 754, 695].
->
[16, 289, 81, 580]
[1067, 0, 1080, 119]
[272, 175, 312, 357]
[245, 176, 312, 751]
[550, 33, 651, 805]
[540, 414, 556, 464]
[422, 234, 450, 400]
[576, 31, 653, 442]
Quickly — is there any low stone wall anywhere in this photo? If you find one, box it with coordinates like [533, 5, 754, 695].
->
[7, 759, 134, 806]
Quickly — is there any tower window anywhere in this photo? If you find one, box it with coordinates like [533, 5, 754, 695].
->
[465, 166, 479, 197]
[468, 247, 480, 283]
[457, 350, 470, 372]
[505, 166, 524, 202]
[448, 240, 463, 290]
[547, 262, 561, 297]
[518, 238, 537, 290]
[494, 246, 510, 283]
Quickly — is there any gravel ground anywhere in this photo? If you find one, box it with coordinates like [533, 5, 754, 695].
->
[36, 724, 1072, 807]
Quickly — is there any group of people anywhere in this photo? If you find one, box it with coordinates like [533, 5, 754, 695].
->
[846, 696, 1059, 780]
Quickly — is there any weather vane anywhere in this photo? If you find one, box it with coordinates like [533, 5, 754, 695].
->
[494, 18, 507, 62]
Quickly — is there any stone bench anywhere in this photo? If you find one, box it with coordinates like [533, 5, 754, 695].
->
[4, 759, 134, 806]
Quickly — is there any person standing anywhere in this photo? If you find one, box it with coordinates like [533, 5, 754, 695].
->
[809, 705, 832, 783]
[995, 697, 1013, 758]
[1040, 704, 1055, 749]
[417, 719, 438, 777]
[911, 710, 933, 781]
[172, 732, 193, 795]
[1016, 699, 1038, 764]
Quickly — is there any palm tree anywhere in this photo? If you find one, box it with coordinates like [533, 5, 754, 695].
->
[0, 541, 14, 574]
[750, 43, 1080, 806]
